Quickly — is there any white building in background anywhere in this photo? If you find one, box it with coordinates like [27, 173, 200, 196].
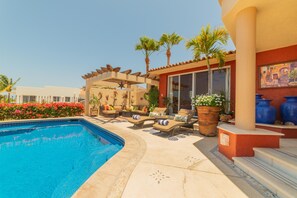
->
[14, 86, 82, 104]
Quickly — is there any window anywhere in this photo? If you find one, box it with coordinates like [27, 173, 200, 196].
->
[53, 96, 60, 102]
[23, 95, 36, 103]
[168, 76, 179, 114]
[212, 70, 226, 94]
[195, 71, 208, 95]
[65, 97, 71, 102]
[167, 67, 230, 113]
[180, 74, 193, 110]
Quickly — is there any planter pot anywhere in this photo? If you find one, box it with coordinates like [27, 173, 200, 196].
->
[196, 106, 221, 137]
[280, 96, 297, 125]
[256, 99, 276, 124]
[90, 108, 99, 116]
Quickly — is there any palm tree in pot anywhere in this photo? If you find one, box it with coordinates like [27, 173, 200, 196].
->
[186, 25, 229, 136]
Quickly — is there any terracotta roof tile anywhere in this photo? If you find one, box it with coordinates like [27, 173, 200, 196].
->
[149, 50, 236, 72]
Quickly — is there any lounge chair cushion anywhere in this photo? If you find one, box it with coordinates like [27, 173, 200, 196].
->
[153, 120, 185, 132]
[102, 110, 117, 114]
[158, 119, 169, 126]
[127, 116, 155, 125]
[142, 106, 148, 112]
[132, 114, 141, 120]
[149, 112, 160, 117]
[104, 105, 110, 110]
[174, 114, 188, 122]
[178, 109, 195, 122]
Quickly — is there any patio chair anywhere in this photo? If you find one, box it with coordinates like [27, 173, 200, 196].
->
[153, 109, 197, 136]
[101, 105, 121, 118]
[127, 107, 167, 128]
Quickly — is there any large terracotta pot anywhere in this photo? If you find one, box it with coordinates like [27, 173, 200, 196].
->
[196, 106, 221, 136]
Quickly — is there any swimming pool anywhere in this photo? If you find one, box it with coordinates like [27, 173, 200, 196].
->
[0, 119, 124, 198]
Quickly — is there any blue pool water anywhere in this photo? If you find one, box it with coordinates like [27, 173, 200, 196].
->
[0, 119, 123, 198]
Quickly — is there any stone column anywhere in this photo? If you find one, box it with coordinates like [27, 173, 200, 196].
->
[85, 86, 91, 116]
[235, 7, 257, 130]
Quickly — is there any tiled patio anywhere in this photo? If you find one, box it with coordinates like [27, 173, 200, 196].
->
[84, 116, 275, 198]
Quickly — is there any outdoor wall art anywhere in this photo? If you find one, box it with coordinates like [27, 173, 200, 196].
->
[259, 61, 297, 88]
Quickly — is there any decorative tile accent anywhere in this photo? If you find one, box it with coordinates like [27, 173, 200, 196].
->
[184, 156, 200, 165]
[149, 170, 170, 184]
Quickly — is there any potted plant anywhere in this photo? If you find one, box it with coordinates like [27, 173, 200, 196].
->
[144, 86, 159, 112]
[89, 94, 100, 116]
[192, 94, 225, 136]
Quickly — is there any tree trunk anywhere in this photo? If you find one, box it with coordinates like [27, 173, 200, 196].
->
[166, 49, 171, 65]
[145, 56, 150, 73]
[7, 92, 10, 103]
[206, 58, 212, 94]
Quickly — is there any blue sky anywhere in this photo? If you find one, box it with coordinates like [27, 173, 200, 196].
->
[0, 0, 235, 88]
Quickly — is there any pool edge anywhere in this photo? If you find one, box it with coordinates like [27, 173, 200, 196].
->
[73, 116, 146, 198]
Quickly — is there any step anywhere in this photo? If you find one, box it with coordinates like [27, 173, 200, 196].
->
[254, 148, 297, 179]
[233, 157, 297, 198]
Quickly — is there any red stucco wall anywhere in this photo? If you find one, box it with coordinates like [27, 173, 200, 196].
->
[158, 44, 297, 120]
[158, 60, 236, 110]
[256, 44, 297, 119]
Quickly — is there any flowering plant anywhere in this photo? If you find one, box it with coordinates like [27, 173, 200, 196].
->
[0, 102, 84, 120]
[192, 94, 225, 107]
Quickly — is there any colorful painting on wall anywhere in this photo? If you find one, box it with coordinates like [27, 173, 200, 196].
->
[260, 61, 297, 88]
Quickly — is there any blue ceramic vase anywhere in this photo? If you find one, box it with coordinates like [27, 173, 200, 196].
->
[256, 99, 276, 124]
[280, 96, 297, 125]
[256, 94, 263, 104]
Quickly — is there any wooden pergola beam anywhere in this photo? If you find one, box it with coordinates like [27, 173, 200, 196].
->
[113, 67, 121, 72]
[101, 67, 108, 72]
[121, 69, 132, 74]
[96, 69, 103, 74]
[131, 72, 141, 76]
[106, 64, 113, 71]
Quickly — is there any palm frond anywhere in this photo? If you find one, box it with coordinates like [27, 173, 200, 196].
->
[0, 75, 20, 93]
[159, 32, 183, 50]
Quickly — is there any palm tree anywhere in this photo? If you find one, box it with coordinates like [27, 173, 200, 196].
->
[0, 74, 20, 103]
[135, 36, 160, 73]
[159, 33, 183, 65]
[186, 25, 229, 94]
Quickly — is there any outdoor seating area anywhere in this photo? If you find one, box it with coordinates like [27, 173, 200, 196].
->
[127, 107, 167, 128]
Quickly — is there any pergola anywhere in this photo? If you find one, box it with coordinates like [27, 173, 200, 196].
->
[82, 64, 159, 115]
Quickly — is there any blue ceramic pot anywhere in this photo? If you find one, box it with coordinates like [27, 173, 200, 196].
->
[256, 94, 263, 104]
[280, 96, 297, 125]
[256, 99, 276, 124]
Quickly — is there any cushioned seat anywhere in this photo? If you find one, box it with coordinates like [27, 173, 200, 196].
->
[153, 109, 197, 136]
[127, 107, 167, 128]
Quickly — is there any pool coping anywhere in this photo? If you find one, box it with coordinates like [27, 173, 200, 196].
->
[0, 116, 146, 197]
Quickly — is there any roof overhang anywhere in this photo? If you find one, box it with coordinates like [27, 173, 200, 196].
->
[149, 53, 236, 75]
[219, 0, 297, 52]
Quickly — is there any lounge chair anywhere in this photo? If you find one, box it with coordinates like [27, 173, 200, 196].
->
[127, 107, 167, 128]
[101, 105, 121, 118]
[153, 109, 197, 136]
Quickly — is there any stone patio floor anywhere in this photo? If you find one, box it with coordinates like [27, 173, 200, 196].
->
[87, 116, 268, 198]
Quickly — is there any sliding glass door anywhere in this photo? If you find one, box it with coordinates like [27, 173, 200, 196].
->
[168, 76, 179, 114]
[168, 67, 230, 114]
[195, 71, 208, 95]
[180, 74, 193, 110]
